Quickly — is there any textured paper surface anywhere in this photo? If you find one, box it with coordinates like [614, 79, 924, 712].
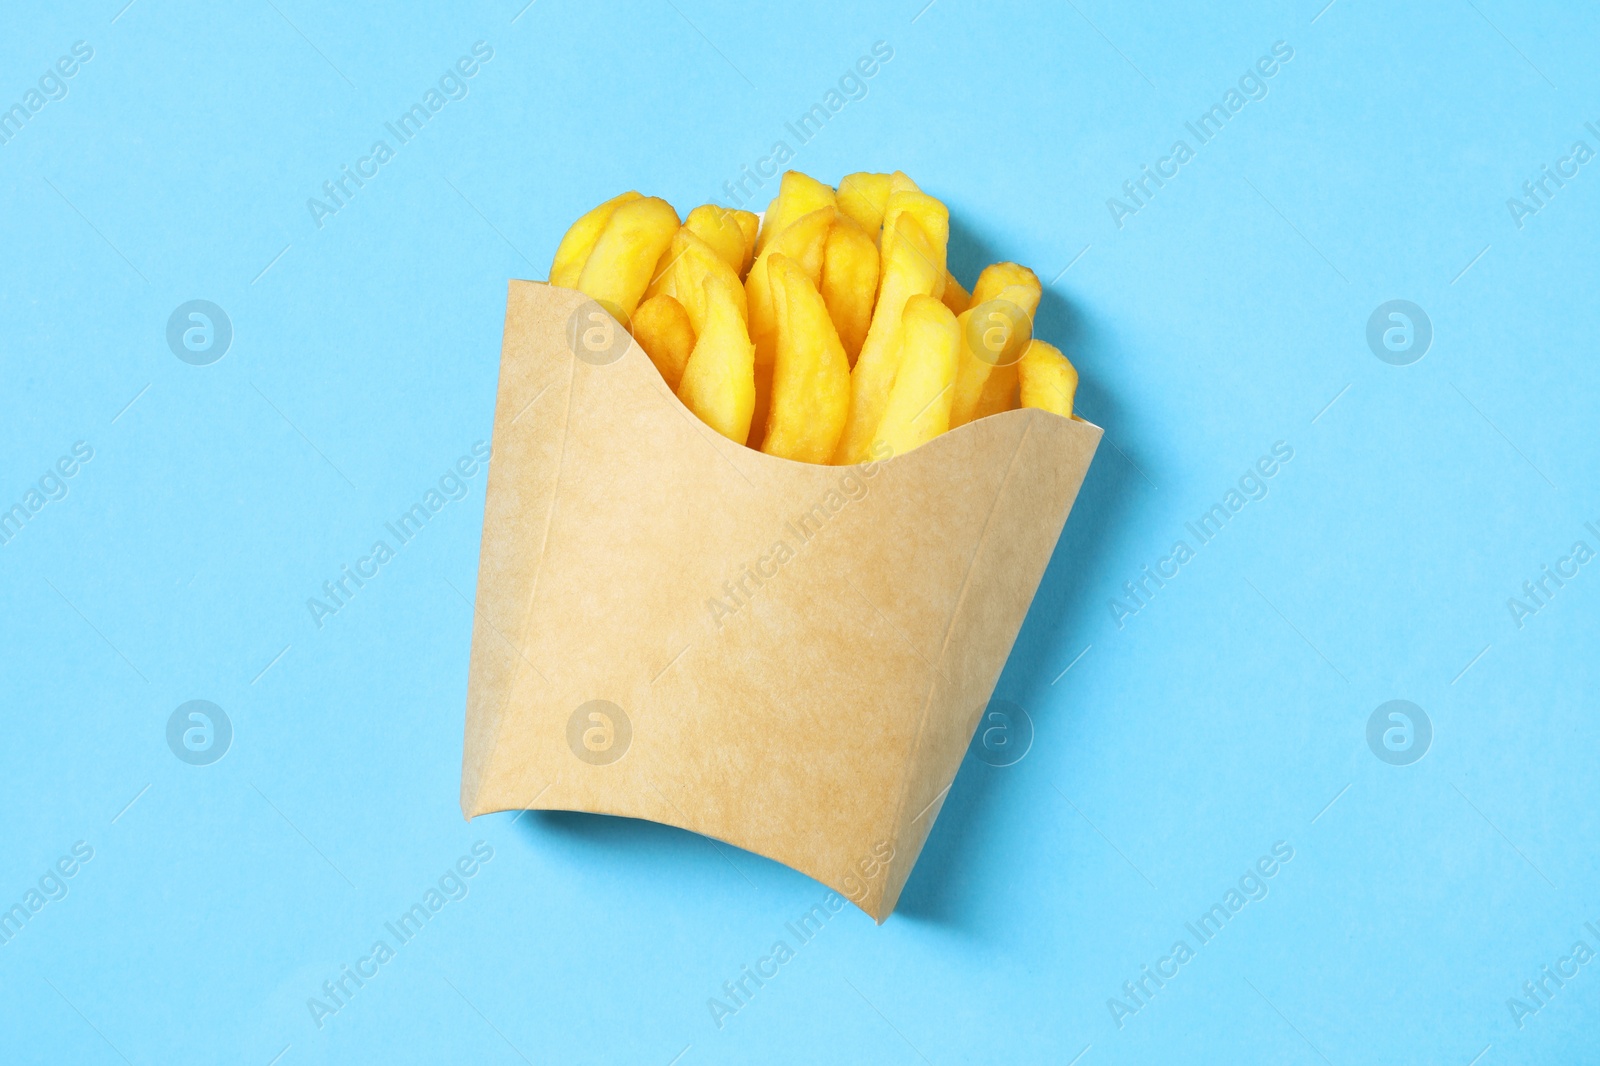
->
[461, 281, 1100, 920]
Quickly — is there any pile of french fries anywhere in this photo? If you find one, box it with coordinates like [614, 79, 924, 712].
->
[549, 170, 1080, 464]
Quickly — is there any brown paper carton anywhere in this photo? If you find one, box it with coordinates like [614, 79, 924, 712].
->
[461, 281, 1101, 921]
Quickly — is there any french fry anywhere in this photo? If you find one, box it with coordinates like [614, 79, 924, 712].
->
[871, 295, 958, 458]
[677, 272, 755, 445]
[683, 205, 758, 277]
[837, 172, 892, 237]
[574, 196, 680, 323]
[950, 283, 1036, 429]
[820, 216, 880, 364]
[749, 375, 774, 452]
[879, 190, 949, 297]
[746, 207, 836, 366]
[756, 171, 836, 255]
[833, 213, 944, 464]
[876, 174, 965, 311]
[644, 228, 747, 336]
[1018, 339, 1078, 418]
[971, 261, 1040, 305]
[548, 191, 641, 289]
[744, 207, 837, 447]
[762, 255, 851, 463]
[633, 293, 696, 391]
[941, 272, 971, 315]
[973, 371, 1019, 418]
[733, 211, 759, 275]
[967, 263, 1042, 421]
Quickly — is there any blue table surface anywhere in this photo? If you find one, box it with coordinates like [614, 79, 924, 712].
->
[3, 1, 1597, 1062]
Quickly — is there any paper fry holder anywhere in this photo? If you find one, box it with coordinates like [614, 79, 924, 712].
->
[461, 281, 1099, 921]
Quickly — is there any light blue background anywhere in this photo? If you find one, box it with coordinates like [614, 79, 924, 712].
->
[3, 0, 1597, 1062]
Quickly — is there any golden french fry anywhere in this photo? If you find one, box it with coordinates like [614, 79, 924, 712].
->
[745, 196, 832, 451]
[548, 191, 642, 289]
[879, 190, 949, 298]
[950, 283, 1037, 428]
[749, 366, 775, 452]
[632, 293, 696, 391]
[644, 229, 747, 336]
[1018, 339, 1078, 418]
[745, 206, 837, 371]
[836, 172, 892, 237]
[820, 216, 880, 364]
[874, 174, 961, 310]
[574, 196, 680, 323]
[967, 263, 1043, 421]
[973, 370, 1019, 418]
[871, 295, 958, 458]
[683, 205, 755, 276]
[941, 271, 971, 315]
[832, 213, 944, 464]
[677, 272, 756, 444]
[761, 255, 851, 463]
[971, 261, 1040, 305]
[744, 205, 836, 448]
[733, 211, 759, 275]
[756, 171, 836, 254]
